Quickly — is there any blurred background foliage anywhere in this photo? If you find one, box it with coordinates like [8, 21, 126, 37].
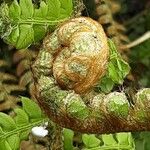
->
[0, 0, 150, 149]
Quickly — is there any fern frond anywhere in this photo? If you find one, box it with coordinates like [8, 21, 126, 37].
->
[0, 0, 73, 49]
[0, 97, 47, 150]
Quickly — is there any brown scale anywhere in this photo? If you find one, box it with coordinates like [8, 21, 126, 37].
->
[13, 49, 38, 99]
[0, 59, 25, 112]
[95, 0, 130, 52]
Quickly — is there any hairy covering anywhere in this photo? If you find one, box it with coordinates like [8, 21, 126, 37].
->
[32, 17, 150, 134]
[43, 17, 109, 93]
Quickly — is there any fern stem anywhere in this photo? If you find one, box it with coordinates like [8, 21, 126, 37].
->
[16, 18, 68, 26]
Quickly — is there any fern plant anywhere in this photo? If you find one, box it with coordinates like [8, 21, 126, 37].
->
[0, 0, 150, 150]
[0, 0, 73, 49]
[0, 97, 47, 150]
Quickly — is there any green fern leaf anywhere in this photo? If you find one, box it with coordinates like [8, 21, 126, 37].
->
[95, 40, 130, 93]
[21, 97, 42, 120]
[0, 113, 17, 132]
[14, 108, 29, 126]
[0, 0, 73, 49]
[0, 97, 47, 150]
[63, 128, 74, 150]
[82, 134, 101, 148]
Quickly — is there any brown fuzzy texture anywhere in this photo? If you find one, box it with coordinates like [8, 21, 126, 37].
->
[43, 17, 109, 94]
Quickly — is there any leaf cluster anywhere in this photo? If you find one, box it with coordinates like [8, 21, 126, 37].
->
[0, 0, 73, 49]
[0, 97, 46, 150]
[95, 40, 130, 93]
[63, 129, 135, 150]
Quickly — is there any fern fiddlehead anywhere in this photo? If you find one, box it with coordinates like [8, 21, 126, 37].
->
[32, 17, 150, 134]
[43, 17, 109, 94]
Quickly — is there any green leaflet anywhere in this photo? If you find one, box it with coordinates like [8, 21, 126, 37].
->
[21, 96, 42, 120]
[133, 132, 150, 150]
[108, 40, 130, 84]
[82, 134, 101, 148]
[0, 97, 47, 150]
[0, 113, 16, 132]
[96, 40, 130, 93]
[63, 128, 74, 150]
[0, 0, 73, 49]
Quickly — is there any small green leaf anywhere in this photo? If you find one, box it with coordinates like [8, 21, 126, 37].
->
[108, 40, 130, 84]
[19, 0, 34, 19]
[108, 60, 121, 83]
[82, 134, 101, 148]
[21, 97, 42, 119]
[14, 108, 29, 126]
[63, 128, 74, 150]
[6, 27, 19, 45]
[102, 134, 117, 146]
[0, 113, 16, 132]
[9, 0, 21, 20]
[59, 0, 73, 17]
[0, 140, 12, 150]
[0, 97, 46, 150]
[33, 25, 47, 42]
[46, 0, 61, 19]
[34, 1, 48, 18]
[16, 24, 34, 49]
[116, 132, 131, 145]
[96, 40, 130, 93]
[98, 76, 114, 93]
[7, 134, 20, 150]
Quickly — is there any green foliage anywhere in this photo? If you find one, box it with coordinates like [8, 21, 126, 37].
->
[95, 40, 130, 93]
[133, 132, 150, 150]
[82, 134, 101, 148]
[63, 130, 135, 150]
[0, 0, 73, 49]
[63, 128, 74, 150]
[0, 97, 47, 150]
[82, 133, 135, 150]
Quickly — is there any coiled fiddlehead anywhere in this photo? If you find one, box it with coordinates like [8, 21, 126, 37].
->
[32, 17, 150, 134]
[41, 17, 109, 94]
